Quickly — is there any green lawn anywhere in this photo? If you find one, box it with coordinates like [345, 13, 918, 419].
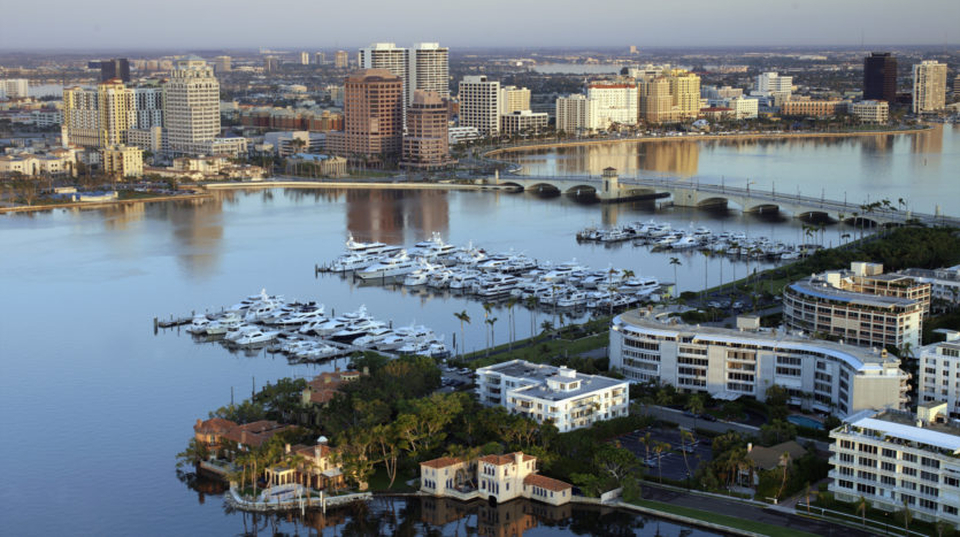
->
[629, 499, 820, 537]
[463, 332, 609, 368]
[366, 466, 418, 492]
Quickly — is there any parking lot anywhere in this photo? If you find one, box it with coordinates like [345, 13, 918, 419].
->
[438, 364, 475, 392]
[616, 426, 713, 482]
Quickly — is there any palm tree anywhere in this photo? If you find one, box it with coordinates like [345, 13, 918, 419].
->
[540, 320, 554, 339]
[454, 310, 471, 358]
[669, 257, 682, 297]
[901, 497, 913, 532]
[680, 430, 694, 479]
[640, 432, 653, 466]
[482, 302, 494, 348]
[485, 317, 498, 356]
[525, 295, 539, 337]
[776, 452, 791, 500]
[654, 441, 669, 483]
[505, 297, 518, 350]
[857, 495, 868, 527]
[804, 482, 812, 514]
[686, 394, 705, 431]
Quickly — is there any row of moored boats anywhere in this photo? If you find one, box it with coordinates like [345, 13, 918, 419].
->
[185, 290, 449, 360]
[577, 221, 821, 261]
[322, 233, 667, 311]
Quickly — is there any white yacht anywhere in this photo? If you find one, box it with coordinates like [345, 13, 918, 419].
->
[232, 327, 279, 346]
[265, 306, 326, 327]
[448, 270, 481, 291]
[308, 306, 371, 337]
[330, 252, 381, 272]
[356, 251, 416, 280]
[345, 234, 402, 257]
[352, 326, 395, 348]
[409, 232, 457, 260]
[447, 243, 487, 266]
[426, 269, 453, 289]
[473, 273, 519, 298]
[556, 289, 589, 308]
[541, 260, 586, 283]
[187, 315, 211, 335]
[331, 318, 387, 342]
[205, 313, 243, 335]
[403, 260, 442, 287]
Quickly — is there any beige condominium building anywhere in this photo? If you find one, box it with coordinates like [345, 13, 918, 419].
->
[164, 57, 221, 155]
[401, 90, 452, 170]
[783, 262, 930, 351]
[555, 94, 592, 134]
[475, 360, 629, 432]
[97, 79, 135, 148]
[780, 99, 847, 117]
[499, 110, 548, 136]
[610, 310, 908, 417]
[499, 85, 531, 116]
[101, 144, 143, 178]
[913, 60, 947, 114]
[828, 403, 960, 529]
[62, 86, 101, 147]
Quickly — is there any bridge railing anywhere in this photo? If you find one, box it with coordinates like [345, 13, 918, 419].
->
[508, 174, 956, 224]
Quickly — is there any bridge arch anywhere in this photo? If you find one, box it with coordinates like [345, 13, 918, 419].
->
[526, 183, 562, 196]
[563, 184, 599, 196]
[797, 211, 835, 223]
[696, 196, 730, 209]
[744, 203, 780, 214]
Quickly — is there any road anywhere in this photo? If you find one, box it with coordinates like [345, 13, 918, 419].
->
[641, 483, 874, 537]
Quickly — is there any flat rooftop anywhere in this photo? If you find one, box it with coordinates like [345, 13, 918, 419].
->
[480, 360, 625, 402]
[848, 410, 960, 453]
[614, 310, 898, 371]
[788, 279, 919, 309]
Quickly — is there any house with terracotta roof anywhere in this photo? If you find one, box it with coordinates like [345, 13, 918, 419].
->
[419, 451, 572, 506]
[301, 370, 362, 407]
[194, 417, 295, 453]
[265, 442, 345, 491]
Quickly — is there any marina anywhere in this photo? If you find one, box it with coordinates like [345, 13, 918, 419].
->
[320, 233, 672, 319]
[162, 289, 450, 362]
[576, 220, 824, 261]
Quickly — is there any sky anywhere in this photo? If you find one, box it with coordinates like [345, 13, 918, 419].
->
[1, 0, 958, 50]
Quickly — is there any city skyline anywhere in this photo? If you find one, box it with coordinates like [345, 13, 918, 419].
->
[1, 0, 958, 50]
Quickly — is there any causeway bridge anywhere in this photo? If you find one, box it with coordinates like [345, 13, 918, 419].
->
[496, 169, 958, 227]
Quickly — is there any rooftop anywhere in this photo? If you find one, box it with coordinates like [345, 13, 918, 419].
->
[788, 279, 918, 309]
[478, 452, 536, 466]
[614, 310, 900, 372]
[523, 473, 572, 492]
[479, 360, 626, 401]
[844, 410, 960, 453]
[420, 456, 464, 469]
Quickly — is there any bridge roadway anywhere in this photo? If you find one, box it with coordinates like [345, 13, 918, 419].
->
[497, 174, 959, 227]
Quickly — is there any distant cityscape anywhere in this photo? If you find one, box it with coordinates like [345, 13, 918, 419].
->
[0, 45, 957, 182]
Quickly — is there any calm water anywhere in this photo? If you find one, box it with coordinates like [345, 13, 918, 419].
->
[503, 124, 960, 215]
[2, 129, 955, 534]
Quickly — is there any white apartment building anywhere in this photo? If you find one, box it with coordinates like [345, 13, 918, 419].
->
[1, 78, 30, 99]
[164, 57, 221, 155]
[360, 42, 409, 99]
[783, 262, 930, 351]
[724, 96, 759, 119]
[850, 100, 889, 124]
[475, 360, 629, 432]
[459, 75, 501, 137]
[755, 72, 793, 95]
[610, 310, 908, 417]
[499, 85, 531, 116]
[900, 265, 960, 310]
[0, 148, 77, 178]
[300, 52, 309, 65]
[555, 94, 593, 134]
[919, 332, 960, 418]
[586, 83, 638, 129]
[410, 43, 449, 102]
[828, 404, 960, 528]
[628, 64, 670, 82]
[913, 60, 948, 114]
[500, 110, 548, 136]
[702, 85, 744, 100]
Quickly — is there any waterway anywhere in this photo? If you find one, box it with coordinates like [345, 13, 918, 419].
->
[2, 127, 957, 534]
[501, 124, 960, 216]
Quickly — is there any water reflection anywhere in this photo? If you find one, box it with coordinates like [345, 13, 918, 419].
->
[345, 189, 449, 244]
[164, 197, 225, 278]
[201, 495, 716, 536]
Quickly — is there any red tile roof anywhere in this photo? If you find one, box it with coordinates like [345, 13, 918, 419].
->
[420, 456, 464, 469]
[195, 417, 237, 434]
[524, 474, 572, 492]
[478, 452, 536, 466]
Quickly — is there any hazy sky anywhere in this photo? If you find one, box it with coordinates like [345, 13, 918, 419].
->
[1, 0, 957, 50]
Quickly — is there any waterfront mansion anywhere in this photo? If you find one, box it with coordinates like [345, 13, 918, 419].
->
[610, 310, 907, 417]
[420, 451, 573, 506]
[475, 360, 629, 432]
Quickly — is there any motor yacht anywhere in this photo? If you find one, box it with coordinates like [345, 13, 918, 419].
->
[233, 328, 280, 347]
[205, 313, 243, 335]
[330, 251, 382, 272]
[356, 252, 416, 280]
[409, 232, 457, 260]
[187, 315, 211, 335]
[344, 234, 402, 257]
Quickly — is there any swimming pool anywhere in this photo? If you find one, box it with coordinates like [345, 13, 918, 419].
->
[787, 415, 824, 430]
